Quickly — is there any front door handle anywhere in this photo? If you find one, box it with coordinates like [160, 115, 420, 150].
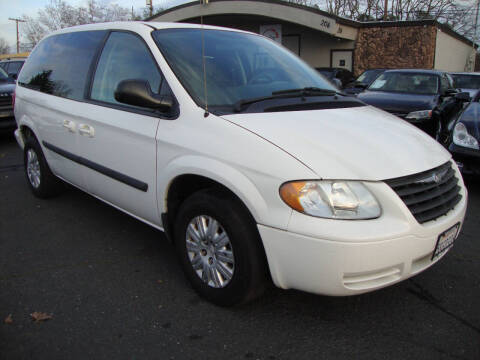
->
[78, 124, 95, 138]
[63, 119, 76, 133]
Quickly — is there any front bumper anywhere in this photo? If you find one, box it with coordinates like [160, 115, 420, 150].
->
[259, 174, 467, 296]
[449, 143, 480, 175]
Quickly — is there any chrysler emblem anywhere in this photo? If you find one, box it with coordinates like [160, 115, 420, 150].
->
[416, 168, 448, 184]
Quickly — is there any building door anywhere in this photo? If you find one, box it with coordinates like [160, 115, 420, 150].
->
[331, 50, 353, 71]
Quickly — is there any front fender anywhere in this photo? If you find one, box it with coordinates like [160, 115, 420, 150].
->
[157, 155, 292, 229]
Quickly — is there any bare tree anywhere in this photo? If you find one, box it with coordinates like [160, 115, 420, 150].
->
[287, 0, 477, 42]
[0, 38, 11, 54]
[20, 0, 132, 50]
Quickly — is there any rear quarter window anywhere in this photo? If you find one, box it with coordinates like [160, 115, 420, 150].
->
[18, 31, 107, 101]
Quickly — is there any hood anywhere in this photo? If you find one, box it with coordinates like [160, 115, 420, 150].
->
[358, 90, 437, 114]
[221, 106, 451, 181]
[0, 83, 15, 93]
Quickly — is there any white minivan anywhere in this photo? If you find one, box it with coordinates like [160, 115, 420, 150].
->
[14, 22, 467, 306]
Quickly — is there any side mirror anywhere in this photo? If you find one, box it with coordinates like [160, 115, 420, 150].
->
[114, 79, 173, 112]
[8, 73, 17, 80]
[356, 82, 368, 89]
[330, 78, 342, 89]
[442, 88, 457, 97]
[454, 92, 471, 102]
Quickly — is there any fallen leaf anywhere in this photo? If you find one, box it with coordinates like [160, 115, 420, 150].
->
[30, 312, 52, 322]
[4, 314, 13, 324]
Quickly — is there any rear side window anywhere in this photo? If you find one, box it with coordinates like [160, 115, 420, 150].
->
[18, 31, 106, 101]
[90, 31, 162, 107]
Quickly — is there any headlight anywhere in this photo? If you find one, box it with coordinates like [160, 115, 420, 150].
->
[405, 110, 432, 120]
[453, 122, 479, 149]
[279, 181, 381, 219]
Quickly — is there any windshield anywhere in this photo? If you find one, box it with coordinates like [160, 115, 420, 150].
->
[153, 29, 335, 109]
[357, 70, 383, 84]
[0, 67, 8, 79]
[451, 74, 480, 89]
[368, 72, 439, 95]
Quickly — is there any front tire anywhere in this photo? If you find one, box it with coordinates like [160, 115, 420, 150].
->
[174, 189, 267, 306]
[24, 137, 61, 198]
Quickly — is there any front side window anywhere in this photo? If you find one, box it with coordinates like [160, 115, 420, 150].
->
[18, 31, 107, 100]
[369, 72, 439, 95]
[91, 31, 162, 108]
[153, 28, 335, 111]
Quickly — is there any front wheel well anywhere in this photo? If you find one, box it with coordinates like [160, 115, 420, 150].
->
[164, 174, 256, 241]
[20, 125, 37, 142]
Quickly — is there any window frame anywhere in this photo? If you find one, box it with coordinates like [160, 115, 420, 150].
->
[85, 29, 178, 120]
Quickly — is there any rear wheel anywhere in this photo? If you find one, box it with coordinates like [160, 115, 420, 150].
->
[174, 189, 267, 306]
[24, 136, 61, 198]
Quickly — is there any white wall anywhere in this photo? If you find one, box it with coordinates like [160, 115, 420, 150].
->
[434, 29, 475, 72]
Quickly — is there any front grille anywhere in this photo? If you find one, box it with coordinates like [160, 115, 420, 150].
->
[385, 161, 462, 224]
[0, 93, 12, 106]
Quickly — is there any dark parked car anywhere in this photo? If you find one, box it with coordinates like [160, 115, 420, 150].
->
[450, 72, 480, 99]
[357, 69, 466, 137]
[315, 67, 355, 88]
[0, 59, 25, 80]
[441, 90, 480, 175]
[343, 69, 385, 95]
[0, 67, 16, 132]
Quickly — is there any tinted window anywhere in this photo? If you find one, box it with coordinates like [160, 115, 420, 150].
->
[357, 70, 383, 85]
[7, 61, 24, 74]
[91, 31, 161, 108]
[369, 72, 438, 95]
[18, 31, 106, 100]
[451, 74, 480, 89]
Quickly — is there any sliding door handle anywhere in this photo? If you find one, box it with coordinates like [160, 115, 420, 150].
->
[78, 124, 95, 138]
[63, 120, 76, 133]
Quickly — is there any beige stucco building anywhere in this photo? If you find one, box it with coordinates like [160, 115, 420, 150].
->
[148, 0, 477, 75]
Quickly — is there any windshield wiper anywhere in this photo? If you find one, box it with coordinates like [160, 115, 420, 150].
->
[234, 87, 343, 112]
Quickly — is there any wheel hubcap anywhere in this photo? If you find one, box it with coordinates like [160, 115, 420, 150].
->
[186, 215, 235, 288]
[26, 149, 41, 189]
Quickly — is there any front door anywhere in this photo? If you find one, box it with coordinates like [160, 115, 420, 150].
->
[77, 31, 169, 226]
[331, 50, 353, 72]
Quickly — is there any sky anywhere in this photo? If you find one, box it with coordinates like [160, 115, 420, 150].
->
[0, 0, 190, 51]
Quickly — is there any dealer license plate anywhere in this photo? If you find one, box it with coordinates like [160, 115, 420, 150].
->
[432, 223, 460, 260]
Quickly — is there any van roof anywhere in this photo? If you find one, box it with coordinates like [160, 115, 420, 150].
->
[49, 21, 251, 37]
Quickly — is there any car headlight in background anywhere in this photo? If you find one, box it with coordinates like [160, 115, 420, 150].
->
[405, 110, 432, 120]
[453, 122, 479, 149]
[280, 181, 381, 219]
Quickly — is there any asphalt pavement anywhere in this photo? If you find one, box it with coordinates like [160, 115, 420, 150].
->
[1, 132, 479, 360]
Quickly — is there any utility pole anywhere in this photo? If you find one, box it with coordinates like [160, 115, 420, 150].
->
[8, 18, 26, 54]
[383, 0, 388, 20]
[146, 0, 153, 17]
